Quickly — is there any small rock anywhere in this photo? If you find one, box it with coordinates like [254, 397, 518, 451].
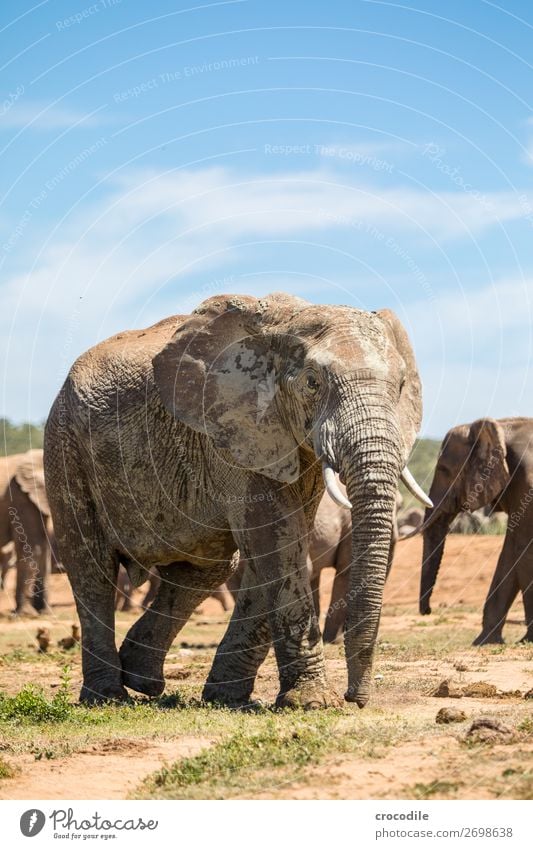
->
[466, 717, 514, 744]
[525, 688, 533, 700]
[436, 707, 467, 724]
[454, 662, 468, 672]
[462, 682, 498, 698]
[374, 674, 384, 681]
[431, 679, 463, 698]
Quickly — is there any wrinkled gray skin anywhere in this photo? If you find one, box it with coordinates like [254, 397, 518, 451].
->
[230, 482, 400, 645]
[420, 417, 533, 645]
[44, 293, 422, 708]
[0, 450, 52, 615]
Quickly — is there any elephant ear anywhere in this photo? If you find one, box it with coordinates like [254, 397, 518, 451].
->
[152, 295, 301, 483]
[377, 309, 422, 461]
[15, 451, 50, 516]
[464, 418, 509, 509]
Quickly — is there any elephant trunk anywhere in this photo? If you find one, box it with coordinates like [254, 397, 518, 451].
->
[321, 397, 403, 708]
[420, 510, 455, 615]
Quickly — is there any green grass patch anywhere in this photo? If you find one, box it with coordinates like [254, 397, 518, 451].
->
[0, 667, 72, 723]
[141, 714, 341, 799]
[138, 708, 435, 799]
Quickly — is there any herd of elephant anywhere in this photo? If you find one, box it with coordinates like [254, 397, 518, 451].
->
[2, 293, 533, 709]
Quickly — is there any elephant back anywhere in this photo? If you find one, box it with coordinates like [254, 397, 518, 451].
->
[14, 450, 50, 517]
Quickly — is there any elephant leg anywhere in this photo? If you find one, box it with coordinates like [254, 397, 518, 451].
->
[516, 546, 533, 642]
[47, 463, 125, 702]
[141, 568, 161, 609]
[473, 533, 519, 645]
[203, 559, 272, 706]
[9, 486, 51, 616]
[115, 565, 132, 612]
[209, 494, 335, 710]
[61, 540, 125, 703]
[13, 536, 39, 617]
[211, 584, 234, 612]
[309, 555, 321, 620]
[323, 536, 350, 644]
[31, 541, 51, 614]
[119, 560, 233, 697]
[0, 548, 11, 590]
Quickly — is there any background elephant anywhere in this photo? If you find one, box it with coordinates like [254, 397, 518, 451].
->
[0, 542, 16, 589]
[45, 293, 428, 708]
[0, 449, 52, 615]
[115, 565, 234, 613]
[419, 417, 533, 644]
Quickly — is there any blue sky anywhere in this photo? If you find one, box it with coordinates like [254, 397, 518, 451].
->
[1, 0, 533, 436]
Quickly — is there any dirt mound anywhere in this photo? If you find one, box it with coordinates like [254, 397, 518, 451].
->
[466, 718, 515, 744]
[436, 707, 466, 724]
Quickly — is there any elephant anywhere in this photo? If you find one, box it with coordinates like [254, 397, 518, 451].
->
[0, 449, 52, 615]
[114, 564, 234, 613]
[0, 542, 16, 589]
[44, 292, 429, 708]
[418, 417, 533, 644]
[230, 481, 402, 645]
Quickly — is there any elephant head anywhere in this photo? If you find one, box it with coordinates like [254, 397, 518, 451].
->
[419, 418, 510, 615]
[153, 293, 429, 706]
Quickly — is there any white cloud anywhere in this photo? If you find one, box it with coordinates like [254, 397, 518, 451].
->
[1, 164, 532, 422]
[405, 278, 533, 435]
[0, 100, 110, 131]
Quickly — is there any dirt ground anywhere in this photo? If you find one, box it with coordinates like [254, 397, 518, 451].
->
[1, 534, 532, 800]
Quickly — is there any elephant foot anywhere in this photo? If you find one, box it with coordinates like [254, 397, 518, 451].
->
[276, 682, 341, 710]
[79, 682, 129, 705]
[202, 679, 256, 709]
[119, 641, 165, 697]
[473, 631, 505, 646]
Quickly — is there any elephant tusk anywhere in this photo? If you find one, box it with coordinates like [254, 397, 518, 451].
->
[400, 467, 433, 508]
[322, 464, 353, 510]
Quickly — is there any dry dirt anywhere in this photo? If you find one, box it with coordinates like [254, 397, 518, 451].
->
[1, 534, 532, 800]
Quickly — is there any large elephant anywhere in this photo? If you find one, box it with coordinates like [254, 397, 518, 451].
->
[0, 449, 52, 615]
[44, 293, 429, 708]
[419, 417, 533, 644]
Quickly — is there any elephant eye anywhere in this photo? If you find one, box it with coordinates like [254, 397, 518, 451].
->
[305, 373, 320, 394]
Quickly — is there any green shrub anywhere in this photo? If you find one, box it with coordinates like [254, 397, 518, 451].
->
[0, 667, 72, 723]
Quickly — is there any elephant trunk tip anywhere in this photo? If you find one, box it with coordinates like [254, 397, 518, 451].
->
[344, 686, 369, 708]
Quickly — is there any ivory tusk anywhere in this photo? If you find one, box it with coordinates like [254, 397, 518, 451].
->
[322, 464, 353, 510]
[400, 467, 433, 508]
